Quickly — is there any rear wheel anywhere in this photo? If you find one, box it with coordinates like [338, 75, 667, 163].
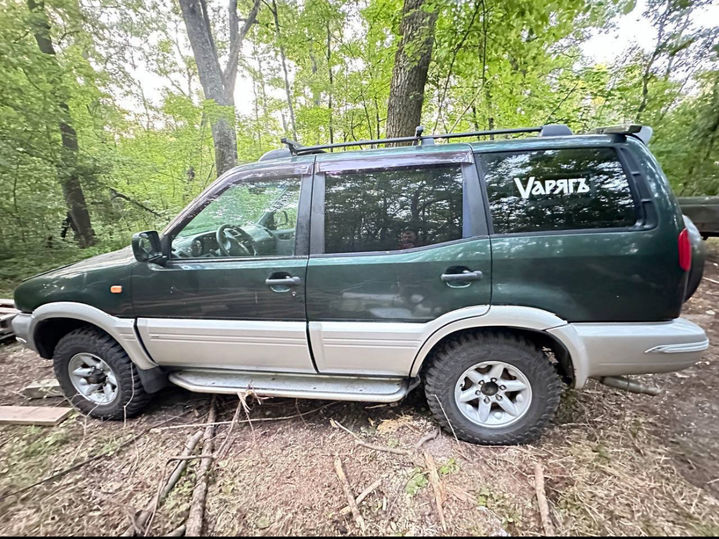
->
[53, 327, 150, 419]
[423, 332, 562, 445]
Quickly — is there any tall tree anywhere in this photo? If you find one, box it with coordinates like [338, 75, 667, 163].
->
[27, 0, 95, 247]
[178, 0, 261, 176]
[385, 0, 438, 138]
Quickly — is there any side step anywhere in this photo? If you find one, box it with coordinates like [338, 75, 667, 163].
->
[168, 370, 415, 403]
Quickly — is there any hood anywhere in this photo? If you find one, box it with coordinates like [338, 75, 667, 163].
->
[14, 246, 137, 315]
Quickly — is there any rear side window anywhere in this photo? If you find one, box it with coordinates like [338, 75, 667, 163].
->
[324, 165, 463, 254]
[481, 148, 638, 234]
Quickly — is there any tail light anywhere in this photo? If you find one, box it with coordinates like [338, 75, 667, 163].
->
[678, 228, 691, 271]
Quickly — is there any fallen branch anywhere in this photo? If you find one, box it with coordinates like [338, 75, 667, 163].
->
[340, 476, 384, 516]
[331, 419, 411, 456]
[423, 449, 447, 531]
[415, 429, 439, 450]
[167, 524, 186, 537]
[123, 429, 206, 536]
[7, 412, 191, 498]
[334, 457, 366, 532]
[216, 400, 243, 459]
[534, 462, 555, 536]
[153, 402, 337, 432]
[703, 276, 719, 285]
[161, 431, 204, 501]
[185, 397, 217, 536]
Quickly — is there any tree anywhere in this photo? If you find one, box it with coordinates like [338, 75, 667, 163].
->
[27, 0, 95, 247]
[385, 0, 438, 138]
[178, 0, 261, 176]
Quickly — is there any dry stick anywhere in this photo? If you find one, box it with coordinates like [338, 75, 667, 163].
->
[534, 462, 555, 536]
[216, 400, 243, 459]
[167, 524, 186, 537]
[415, 428, 439, 450]
[423, 449, 447, 532]
[703, 276, 719, 285]
[334, 457, 366, 533]
[7, 411, 192, 498]
[339, 476, 385, 516]
[537, 467, 562, 523]
[161, 431, 204, 501]
[185, 397, 218, 536]
[153, 402, 337, 431]
[331, 419, 412, 456]
[123, 430, 205, 537]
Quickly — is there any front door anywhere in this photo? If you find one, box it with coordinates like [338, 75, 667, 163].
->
[305, 148, 492, 376]
[132, 159, 315, 373]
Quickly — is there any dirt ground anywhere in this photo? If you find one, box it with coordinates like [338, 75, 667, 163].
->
[0, 243, 718, 536]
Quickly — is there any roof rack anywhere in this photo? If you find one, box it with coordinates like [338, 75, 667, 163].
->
[279, 124, 572, 156]
[588, 124, 653, 145]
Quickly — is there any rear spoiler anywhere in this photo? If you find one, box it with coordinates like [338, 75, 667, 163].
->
[587, 124, 653, 145]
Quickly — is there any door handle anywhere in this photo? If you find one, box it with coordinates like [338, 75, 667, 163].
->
[440, 270, 483, 282]
[265, 276, 302, 286]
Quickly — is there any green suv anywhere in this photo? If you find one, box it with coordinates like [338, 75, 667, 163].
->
[11, 124, 708, 444]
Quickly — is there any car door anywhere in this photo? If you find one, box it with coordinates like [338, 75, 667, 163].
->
[305, 147, 492, 376]
[132, 158, 316, 373]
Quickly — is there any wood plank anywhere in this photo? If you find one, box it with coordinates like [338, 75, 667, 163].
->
[22, 379, 63, 400]
[0, 406, 72, 426]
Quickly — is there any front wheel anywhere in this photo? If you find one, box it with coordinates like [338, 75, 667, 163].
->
[53, 327, 150, 419]
[423, 332, 562, 445]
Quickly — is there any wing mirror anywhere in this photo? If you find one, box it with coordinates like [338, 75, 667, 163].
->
[132, 231, 166, 264]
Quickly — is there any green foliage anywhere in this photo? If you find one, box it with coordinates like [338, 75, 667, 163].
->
[0, 0, 717, 293]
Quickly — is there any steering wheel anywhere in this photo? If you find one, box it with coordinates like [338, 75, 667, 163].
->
[216, 224, 254, 256]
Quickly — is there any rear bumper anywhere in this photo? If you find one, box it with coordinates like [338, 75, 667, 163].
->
[549, 317, 709, 387]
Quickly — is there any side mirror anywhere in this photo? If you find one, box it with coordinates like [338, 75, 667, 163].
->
[132, 231, 165, 264]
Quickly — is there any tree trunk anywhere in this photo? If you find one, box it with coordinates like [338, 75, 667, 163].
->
[178, 0, 260, 176]
[385, 0, 438, 138]
[28, 0, 95, 247]
[271, 0, 298, 140]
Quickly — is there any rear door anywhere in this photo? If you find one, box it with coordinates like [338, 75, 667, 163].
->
[305, 147, 492, 376]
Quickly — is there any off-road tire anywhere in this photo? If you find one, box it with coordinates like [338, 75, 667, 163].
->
[423, 332, 562, 445]
[53, 327, 150, 419]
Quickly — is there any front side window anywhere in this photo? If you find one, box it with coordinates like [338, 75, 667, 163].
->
[481, 148, 638, 234]
[324, 164, 464, 254]
[172, 177, 301, 258]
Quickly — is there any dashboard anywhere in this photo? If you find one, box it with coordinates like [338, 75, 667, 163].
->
[171, 225, 280, 258]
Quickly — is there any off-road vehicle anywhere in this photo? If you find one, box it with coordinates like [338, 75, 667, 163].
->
[12, 124, 708, 444]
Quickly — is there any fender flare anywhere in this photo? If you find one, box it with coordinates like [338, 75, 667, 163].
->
[30, 302, 157, 370]
[408, 305, 589, 387]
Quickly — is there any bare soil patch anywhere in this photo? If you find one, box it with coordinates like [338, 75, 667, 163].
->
[0, 242, 718, 536]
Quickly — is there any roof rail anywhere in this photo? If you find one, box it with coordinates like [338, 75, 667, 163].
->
[278, 124, 571, 156]
[588, 124, 653, 145]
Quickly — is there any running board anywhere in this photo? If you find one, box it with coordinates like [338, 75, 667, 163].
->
[168, 370, 415, 403]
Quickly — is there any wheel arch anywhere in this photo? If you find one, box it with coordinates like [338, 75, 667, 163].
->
[29, 302, 157, 370]
[409, 306, 580, 386]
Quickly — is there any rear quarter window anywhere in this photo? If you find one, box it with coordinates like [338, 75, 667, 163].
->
[480, 147, 638, 234]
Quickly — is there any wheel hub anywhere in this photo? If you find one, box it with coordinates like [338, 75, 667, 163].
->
[68, 353, 119, 405]
[454, 360, 533, 428]
[481, 381, 499, 396]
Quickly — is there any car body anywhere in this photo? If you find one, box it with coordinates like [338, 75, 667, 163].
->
[11, 124, 709, 444]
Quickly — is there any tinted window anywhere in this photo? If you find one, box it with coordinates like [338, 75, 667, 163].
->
[481, 148, 637, 233]
[324, 165, 463, 253]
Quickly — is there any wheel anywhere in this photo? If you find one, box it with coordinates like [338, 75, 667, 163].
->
[423, 332, 562, 445]
[53, 327, 150, 419]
